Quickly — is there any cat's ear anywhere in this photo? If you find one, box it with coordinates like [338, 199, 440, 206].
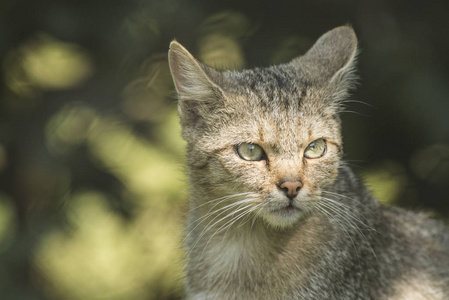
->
[292, 26, 357, 88]
[168, 41, 223, 100]
[168, 41, 224, 139]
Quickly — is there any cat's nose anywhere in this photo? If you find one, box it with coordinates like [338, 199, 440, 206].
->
[278, 180, 303, 200]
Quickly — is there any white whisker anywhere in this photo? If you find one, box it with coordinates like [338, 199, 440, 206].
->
[188, 192, 253, 213]
[200, 203, 260, 256]
[315, 203, 360, 258]
[321, 191, 376, 214]
[186, 199, 257, 257]
[197, 202, 257, 257]
[317, 195, 379, 262]
[182, 197, 254, 249]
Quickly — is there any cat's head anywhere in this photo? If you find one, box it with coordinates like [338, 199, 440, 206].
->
[169, 26, 358, 228]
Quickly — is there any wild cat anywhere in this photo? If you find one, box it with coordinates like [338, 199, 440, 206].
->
[168, 26, 449, 299]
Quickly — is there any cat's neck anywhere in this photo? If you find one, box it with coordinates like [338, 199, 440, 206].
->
[185, 194, 334, 297]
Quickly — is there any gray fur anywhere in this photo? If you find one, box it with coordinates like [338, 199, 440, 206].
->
[168, 26, 449, 299]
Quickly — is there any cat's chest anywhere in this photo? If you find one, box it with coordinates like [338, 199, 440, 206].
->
[186, 223, 320, 298]
[189, 237, 275, 298]
[189, 231, 271, 284]
[203, 237, 257, 277]
[188, 236, 304, 299]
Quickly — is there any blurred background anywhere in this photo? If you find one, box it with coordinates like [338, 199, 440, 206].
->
[0, 0, 448, 299]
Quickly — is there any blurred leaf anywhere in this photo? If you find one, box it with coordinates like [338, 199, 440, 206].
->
[199, 10, 252, 38]
[122, 54, 173, 122]
[87, 112, 186, 205]
[362, 161, 408, 204]
[198, 34, 245, 70]
[3, 33, 93, 96]
[46, 103, 98, 155]
[35, 191, 184, 300]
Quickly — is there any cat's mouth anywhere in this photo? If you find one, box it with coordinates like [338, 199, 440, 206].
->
[261, 203, 304, 227]
[269, 203, 302, 216]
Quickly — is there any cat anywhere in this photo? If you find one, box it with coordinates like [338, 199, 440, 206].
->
[168, 26, 449, 299]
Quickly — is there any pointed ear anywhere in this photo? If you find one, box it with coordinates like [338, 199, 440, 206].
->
[292, 26, 358, 84]
[168, 41, 224, 140]
[168, 40, 223, 100]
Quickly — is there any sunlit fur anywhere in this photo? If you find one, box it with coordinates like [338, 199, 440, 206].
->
[169, 26, 449, 299]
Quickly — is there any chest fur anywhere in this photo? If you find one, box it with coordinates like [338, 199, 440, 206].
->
[185, 227, 315, 299]
[189, 235, 261, 283]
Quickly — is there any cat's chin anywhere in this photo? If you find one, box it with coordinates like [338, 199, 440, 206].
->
[261, 205, 305, 228]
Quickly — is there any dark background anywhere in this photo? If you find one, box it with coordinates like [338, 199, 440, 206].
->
[0, 0, 448, 299]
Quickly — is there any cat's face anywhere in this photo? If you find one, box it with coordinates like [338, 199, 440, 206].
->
[188, 78, 343, 227]
[169, 26, 357, 228]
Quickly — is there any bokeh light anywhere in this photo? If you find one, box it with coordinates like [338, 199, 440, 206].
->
[3, 34, 93, 97]
[363, 161, 409, 205]
[86, 111, 186, 202]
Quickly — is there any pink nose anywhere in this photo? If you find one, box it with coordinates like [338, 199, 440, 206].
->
[279, 180, 303, 200]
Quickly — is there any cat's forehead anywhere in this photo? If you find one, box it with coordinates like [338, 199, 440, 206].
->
[224, 65, 330, 116]
[210, 67, 340, 148]
[233, 65, 301, 92]
[229, 66, 305, 103]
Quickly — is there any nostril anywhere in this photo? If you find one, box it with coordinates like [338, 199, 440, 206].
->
[281, 186, 289, 194]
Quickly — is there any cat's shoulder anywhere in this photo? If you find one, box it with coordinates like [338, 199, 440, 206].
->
[380, 205, 449, 250]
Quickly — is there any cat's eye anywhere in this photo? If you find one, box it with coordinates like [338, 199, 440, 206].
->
[304, 139, 327, 159]
[236, 143, 265, 161]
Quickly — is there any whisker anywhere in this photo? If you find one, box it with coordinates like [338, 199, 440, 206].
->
[182, 198, 254, 249]
[320, 193, 380, 233]
[186, 196, 254, 229]
[237, 204, 261, 228]
[250, 207, 262, 230]
[197, 203, 255, 257]
[321, 191, 379, 218]
[341, 99, 373, 108]
[318, 196, 379, 261]
[202, 204, 260, 254]
[186, 200, 256, 257]
[187, 192, 253, 213]
[319, 197, 376, 240]
[315, 203, 360, 258]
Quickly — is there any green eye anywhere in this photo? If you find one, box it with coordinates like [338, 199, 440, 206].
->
[304, 139, 327, 159]
[236, 143, 265, 161]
